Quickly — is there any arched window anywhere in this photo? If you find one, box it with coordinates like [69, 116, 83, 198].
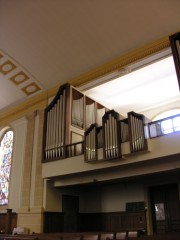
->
[150, 109, 180, 137]
[0, 129, 14, 205]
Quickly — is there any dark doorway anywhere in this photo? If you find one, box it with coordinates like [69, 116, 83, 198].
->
[150, 183, 180, 234]
[62, 195, 79, 232]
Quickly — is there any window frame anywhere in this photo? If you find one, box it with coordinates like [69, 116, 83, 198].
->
[0, 128, 14, 206]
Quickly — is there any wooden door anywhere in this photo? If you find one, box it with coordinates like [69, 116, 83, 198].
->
[150, 183, 180, 234]
[62, 195, 79, 232]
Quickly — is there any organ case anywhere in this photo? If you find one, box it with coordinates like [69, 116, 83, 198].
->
[42, 83, 107, 162]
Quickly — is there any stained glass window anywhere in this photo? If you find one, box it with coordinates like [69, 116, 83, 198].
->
[0, 130, 14, 205]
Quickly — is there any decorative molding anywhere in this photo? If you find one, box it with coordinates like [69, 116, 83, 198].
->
[10, 71, 29, 85]
[21, 82, 41, 95]
[0, 49, 42, 97]
[0, 60, 17, 75]
[25, 111, 37, 121]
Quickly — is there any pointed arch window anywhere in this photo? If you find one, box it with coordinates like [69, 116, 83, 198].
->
[0, 129, 14, 205]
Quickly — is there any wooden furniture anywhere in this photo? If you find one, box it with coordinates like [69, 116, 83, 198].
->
[100, 233, 114, 240]
[82, 235, 99, 240]
[127, 231, 138, 238]
[115, 232, 127, 240]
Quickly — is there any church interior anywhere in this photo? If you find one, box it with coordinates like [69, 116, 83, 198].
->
[0, 1, 180, 239]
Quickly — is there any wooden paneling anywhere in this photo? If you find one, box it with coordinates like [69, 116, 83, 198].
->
[150, 183, 180, 234]
[0, 212, 17, 234]
[78, 211, 146, 233]
[78, 213, 102, 232]
[43, 211, 146, 233]
[43, 212, 64, 233]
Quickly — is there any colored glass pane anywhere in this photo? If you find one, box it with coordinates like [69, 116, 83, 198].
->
[0, 130, 14, 205]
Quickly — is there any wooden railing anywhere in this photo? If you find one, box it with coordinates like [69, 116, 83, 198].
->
[42, 83, 150, 162]
[64, 112, 180, 160]
[66, 141, 84, 158]
[148, 114, 180, 138]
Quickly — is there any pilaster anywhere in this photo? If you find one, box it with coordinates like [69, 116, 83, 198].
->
[20, 111, 36, 210]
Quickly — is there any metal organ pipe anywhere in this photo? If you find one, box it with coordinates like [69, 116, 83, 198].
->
[44, 88, 67, 161]
[129, 112, 146, 152]
[58, 96, 62, 157]
[45, 109, 50, 159]
[103, 112, 120, 159]
[61, 89, 66, 156]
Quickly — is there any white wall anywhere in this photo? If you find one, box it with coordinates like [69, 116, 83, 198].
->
[44, 182, 145, 213]
[101, 182, 144, 212]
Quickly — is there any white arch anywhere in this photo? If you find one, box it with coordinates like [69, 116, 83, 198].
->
[153, 109, 180, 121]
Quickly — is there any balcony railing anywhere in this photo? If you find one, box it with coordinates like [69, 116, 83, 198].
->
[148, 114, 180, 138]
[66, 141, 84, 158]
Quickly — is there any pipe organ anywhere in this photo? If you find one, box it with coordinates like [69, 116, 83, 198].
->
[128, 111, 148, 153]
[42, 83, 108, 162]
[120, 118, 129, 143]
[103, 110, 121, 159]
[43, 84, 68, 161]
[42, 84, 148, 163]
[85, 124, 97, 162]
[72, 87, 84, 128]
[85, 97, 95, 129]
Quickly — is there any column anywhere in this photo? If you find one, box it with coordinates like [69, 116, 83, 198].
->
[33, 109, 44, 209]
[20, 111, 36, 211]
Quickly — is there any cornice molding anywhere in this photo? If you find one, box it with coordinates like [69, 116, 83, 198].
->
[0, 34, 172, 126]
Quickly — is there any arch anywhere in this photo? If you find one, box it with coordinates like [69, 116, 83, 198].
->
[0, 127, 14, 205]
[152, 108, 180, 121]
[152, 109, 180, 135]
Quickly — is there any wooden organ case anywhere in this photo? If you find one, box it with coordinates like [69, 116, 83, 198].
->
[42, 83, 148, 163]
[42, 83, 108, 162]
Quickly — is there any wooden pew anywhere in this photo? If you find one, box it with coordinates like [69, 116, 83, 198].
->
[125, 232, 180, 240]
[82, 234, 99, 240]
[115, 232, 126, 240]
[0, 235, 38, 240]
[100, 233, 114, 240]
